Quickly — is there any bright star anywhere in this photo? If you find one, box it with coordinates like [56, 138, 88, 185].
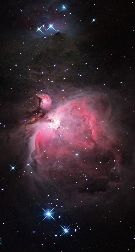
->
[47, 24, 59, 32]
[10, 165, 16, 171]
[91, 18, 96, 23]
[37, 26, 44, 34]
[48, 24, 54, 29]
[61, 226, 70, 235]
[42, 208, 55, 220]
[62, 4, 67, 11]
[63, 228, 69, 233]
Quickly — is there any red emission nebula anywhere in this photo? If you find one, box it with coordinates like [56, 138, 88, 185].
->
[28, 92, 121, 191]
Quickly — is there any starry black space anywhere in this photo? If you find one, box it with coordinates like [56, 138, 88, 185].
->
[0, 1, 135, 252]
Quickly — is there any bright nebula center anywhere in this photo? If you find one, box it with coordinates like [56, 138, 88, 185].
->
[49, 118, 61, 129]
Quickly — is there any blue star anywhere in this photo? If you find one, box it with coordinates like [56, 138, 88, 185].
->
[61, 226, 70, 235]
[42, 208, 55, 220]
[47, 24, 58, 32]
[62, 4, 67, 11]
[63, 228, 69, 233]
[48, 24, 54, 29]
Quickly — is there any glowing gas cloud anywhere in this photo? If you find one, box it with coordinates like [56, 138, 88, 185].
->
[28, 91, 121, 187]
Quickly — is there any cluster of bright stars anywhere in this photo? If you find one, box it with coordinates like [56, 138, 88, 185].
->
[42, 208, 73, 237]
[37, 23, 59, 35]
[36, 3, 68, 36]
[36, 1, 96, 36]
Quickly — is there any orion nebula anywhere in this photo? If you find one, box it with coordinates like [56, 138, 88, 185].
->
[25, 89, 122, 208]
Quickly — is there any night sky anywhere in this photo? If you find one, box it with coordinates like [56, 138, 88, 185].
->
[0, 1, 135, 252]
